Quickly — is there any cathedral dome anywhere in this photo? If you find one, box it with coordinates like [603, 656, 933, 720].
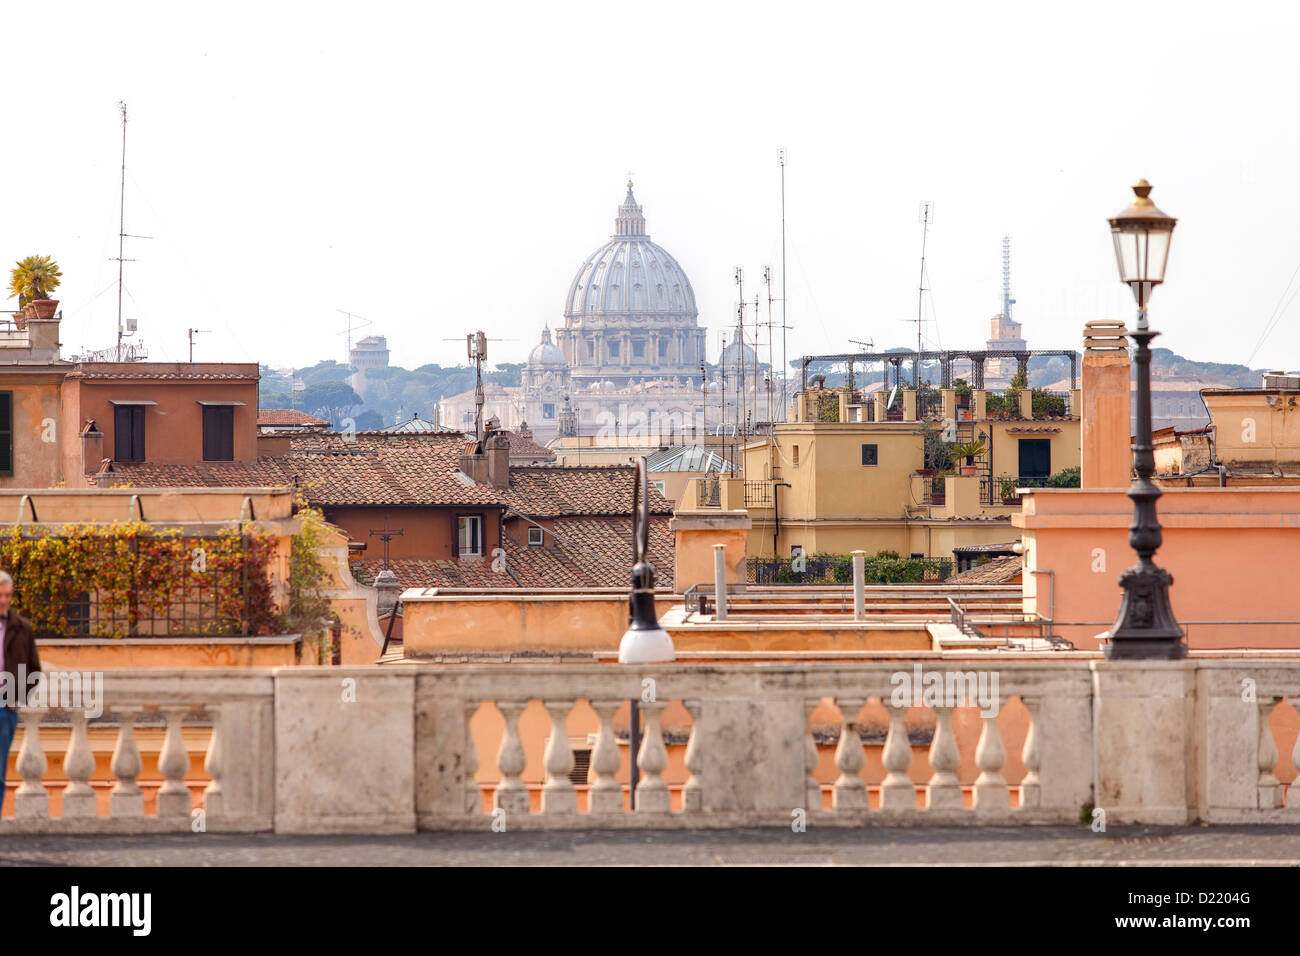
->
[564, 182, 698, 320]
[528, 326, 565, 366]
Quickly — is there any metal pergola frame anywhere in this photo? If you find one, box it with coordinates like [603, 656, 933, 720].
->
[799, 349, 1078, 392]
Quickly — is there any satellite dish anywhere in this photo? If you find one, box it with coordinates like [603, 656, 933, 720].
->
[886, 385, 899, 409]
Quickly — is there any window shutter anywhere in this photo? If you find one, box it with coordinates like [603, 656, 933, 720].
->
[0, 392, 11, 475]
[452, 515, 460, 558]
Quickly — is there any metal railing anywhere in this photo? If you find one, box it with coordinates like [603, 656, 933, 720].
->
[917, 389, 942, 420]
[9, 531, 272, 638]
[744, 481, 773, 507]
[695, 476, 721, 508]
[988, 475, 1050, 506]
[1032, 390, 1071, 418]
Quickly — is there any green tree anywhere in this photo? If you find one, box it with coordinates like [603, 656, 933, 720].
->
[301, 380, 362, 425]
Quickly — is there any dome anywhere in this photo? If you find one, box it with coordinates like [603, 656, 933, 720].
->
[564, 182, 698, 319]
[719, 324, 757, 370]
[528, 326, 565, 366]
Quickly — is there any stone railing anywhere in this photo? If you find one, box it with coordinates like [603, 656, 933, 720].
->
[5, 658, 1300, 833]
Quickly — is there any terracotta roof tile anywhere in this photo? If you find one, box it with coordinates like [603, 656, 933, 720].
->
[258, 409, 330, 427]
[945, 555, 1023, 584]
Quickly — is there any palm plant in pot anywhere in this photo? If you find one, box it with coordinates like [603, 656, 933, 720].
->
[950, 439, 985, 476]
[9, 255, 62, 326]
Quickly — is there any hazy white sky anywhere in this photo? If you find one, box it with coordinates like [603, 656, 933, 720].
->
[6, 1, 1300, 374]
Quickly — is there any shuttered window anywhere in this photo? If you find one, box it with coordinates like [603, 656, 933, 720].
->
[114, 405, 147, 462]
[1018, 438, 1051, 479]
[202, 405, 235, 461]
[0, 392, 11, 476]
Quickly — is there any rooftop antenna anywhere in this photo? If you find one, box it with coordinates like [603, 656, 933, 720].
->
[910, 201, 934, 386]
[111, 102, 151, 362]
[467, 331, 488, 444]
[762, 265, 775, 423]
[338, 310, 373, 363]
[187, 328, 209, 363]
[779, 148, 789, 418]
[1001, 234, 1015, 324]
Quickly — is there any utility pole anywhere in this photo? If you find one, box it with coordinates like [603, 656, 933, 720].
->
[914, 201, 933, 387]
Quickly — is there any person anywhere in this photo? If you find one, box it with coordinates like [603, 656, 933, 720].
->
[0, 570, 41, 813]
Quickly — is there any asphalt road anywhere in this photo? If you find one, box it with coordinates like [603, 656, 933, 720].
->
[3, 825, 1300, 866]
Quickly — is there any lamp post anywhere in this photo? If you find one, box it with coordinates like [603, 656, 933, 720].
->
[1103, 179, 1185, 660]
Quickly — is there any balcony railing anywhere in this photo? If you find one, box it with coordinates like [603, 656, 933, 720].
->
[8, 660, 1300, 832]
[743, 481, 773, 507]
[695, 476, 721, 508]
[988, 475, 1050, 506]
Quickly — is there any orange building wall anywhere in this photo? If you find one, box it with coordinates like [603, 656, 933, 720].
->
[1, 376, 65, 488]
[323, 507, 504, 562]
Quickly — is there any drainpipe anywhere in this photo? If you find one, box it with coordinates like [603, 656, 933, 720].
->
[773, 481, 791, 558]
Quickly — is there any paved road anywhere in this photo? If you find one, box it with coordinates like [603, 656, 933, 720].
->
[3, 825, 1300, 865]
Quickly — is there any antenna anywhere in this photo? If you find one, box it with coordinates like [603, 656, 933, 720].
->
[187, 328, 210, 363]
[338, 310, 373, 362]
[1001, 234, 1015, 323]
[467, 331, 488, 444]
[762, 265, 775, 424]
[109, 103, 152, 362]
[779, 148, 789, 420]
[910, 201, 934, 386]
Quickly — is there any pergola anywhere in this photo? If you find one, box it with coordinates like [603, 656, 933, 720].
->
[798, 348, 1079, 392]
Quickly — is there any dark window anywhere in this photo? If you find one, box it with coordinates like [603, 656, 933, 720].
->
[114, 405, 146, 462]
[608, 340, 619, 358]
[632, 340, 645, 358]
[542, 403, 555, 419]
[202, 405, 235, 461]
[1018, 438, 1051, 479]
[861, 443, 878, 466]
[658, 339, 668, 358]
[0, 391, 11, 476]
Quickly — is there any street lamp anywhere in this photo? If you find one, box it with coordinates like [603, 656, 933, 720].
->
[1103, 179, 1185, 660]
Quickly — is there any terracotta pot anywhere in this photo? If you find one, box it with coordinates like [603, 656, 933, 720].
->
[960, 465, 978, 477]
[27, 299, 58, 320]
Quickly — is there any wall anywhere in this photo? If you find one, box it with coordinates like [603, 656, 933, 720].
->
[1017, 486, 1300, 649]
[0, 374, 65, 488]
[323, 506, 503, 562]
[1204, 390, 1300, 469]
[66, 375, 260, 467]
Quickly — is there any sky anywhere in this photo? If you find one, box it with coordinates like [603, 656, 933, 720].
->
[5, 1, 1300, 375]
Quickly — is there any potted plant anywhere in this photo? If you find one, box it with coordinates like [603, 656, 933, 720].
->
[8, 255, 61, 326]
[950, 439, 985, 476]
[999, 475, 1021, 503]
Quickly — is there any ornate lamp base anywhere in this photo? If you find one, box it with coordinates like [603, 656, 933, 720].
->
[1104, 563, 1186, 660]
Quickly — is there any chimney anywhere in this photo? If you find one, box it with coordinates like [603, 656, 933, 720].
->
[1081, 320, 1132, 488]
[486, 431, 510, 488]
[81, 420, 104, 475]
[26, 315, 61, 361]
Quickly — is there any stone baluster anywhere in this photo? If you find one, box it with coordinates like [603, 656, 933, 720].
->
[1290, 700, 1300, 814]
[61, 710, 97, 818]
[1258, 697, 1283, 809]
[110, 706, 145, 817]
[203, 705, 224, 819]
[926, 705, 963, 809]
[1019, 696, 1042, 810]
[14, 708, 49, 818]
[493, 700, 529, 815]
[880, 702, 914, 811]
[464, 701, 481, 815]
[832, 698, 867, 810]
[804, 699, 823, 812]
[635, 700, 670, 813]
[541, 700, 576, 814]
[682, 698, 703, 812]
[588, 699, 623, 813]
[157, 706, 193, 817]
[973, 710, 1010, 812]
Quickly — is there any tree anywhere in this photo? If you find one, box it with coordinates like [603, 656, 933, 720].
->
[9, 255, 61, 306]
[301, 380, 362, 425]
[353, 409, 385, 431]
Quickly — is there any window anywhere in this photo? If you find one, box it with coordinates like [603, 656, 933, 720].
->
[542, 403, 555, 419]
[457, 515, 483, 557]
[202, 406, 235, 461]
[0, 391, 12, 476]
[588, 340, 595, 357]
[861, 443, 878, 466]
[608, 340, 620, 358]
[114, 405, 147, 462]
[653, 480, 666, 495]
[528, 526, 544, 547]
[792, 445, 800, 466]
[1018, 438, 1051, 480]
[658, 339, 668, 358]
[632, 340, 645, 358]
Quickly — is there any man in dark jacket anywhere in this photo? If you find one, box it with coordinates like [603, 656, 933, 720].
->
[0, 570, 41, 812]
